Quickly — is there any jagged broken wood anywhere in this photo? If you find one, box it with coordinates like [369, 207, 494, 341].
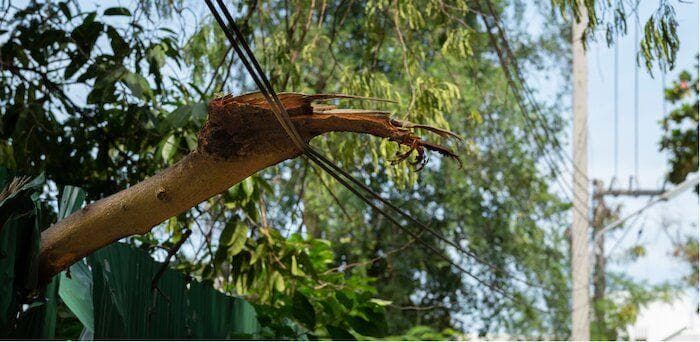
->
[38, 92, 459, 282]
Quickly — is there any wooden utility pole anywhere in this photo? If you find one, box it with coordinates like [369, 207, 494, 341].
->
[571, 2, 590, 340]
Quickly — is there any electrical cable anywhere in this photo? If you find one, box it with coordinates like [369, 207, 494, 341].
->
[614, 36, 620, 181]
[634, 16, 640, 187]
[478, 0, 591, 189]
[474, 0, 594, 225]
[204, 0, 564, 307]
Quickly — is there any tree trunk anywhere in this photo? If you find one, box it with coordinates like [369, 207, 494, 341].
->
[38, 92, 457, 282]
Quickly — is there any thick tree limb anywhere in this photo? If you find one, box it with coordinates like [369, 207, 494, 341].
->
[38, 92, 458, 282]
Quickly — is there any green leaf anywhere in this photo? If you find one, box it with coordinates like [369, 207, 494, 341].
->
[291, 292, 316, 329]
[121, 72, 151, 100]
[0, 170, 44, 336]
[89, 243, 259, 338]
[218, 219, 237, 247]
[335, 291, 354, 310]
[58, 186, 85, 219]
[348, 316, 381, 337]
[106, 26, 129, 56]
[271, 271, 285, 292]
[249, 243, 265, 265]
[191, 102, 208, 123]
[103, 7, 131, 16]
[12, 276, 60, 339]
[291, 255, 304, 276]
[70, 16, 102, 56]
[369, 298, 392, 306]
[158, 104, 192, 133]
[188, 280, 259, 338]
[58, 2, 72, 19]
[227, 222, 248, 256]
[56, 186, 94, 333]
[242, 177, 254, 198]
[160, 134, 179, 163]
[326, 325, 356, 340]
[348, 306, 387, 337]
[59, 261, 93, 332]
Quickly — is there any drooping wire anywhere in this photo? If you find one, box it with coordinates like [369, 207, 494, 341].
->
[477, 0, 591, 190]
[205, 0, 305, 150]
[473, 0, 592, 214]
[204, 0, 563, 306]
[205, 0, 459, 269]
[207, 0, 515, 288]
[474, 0, 594, 225]
[661, 63, 667, 119]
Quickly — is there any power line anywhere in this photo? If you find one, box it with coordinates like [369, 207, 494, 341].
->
[473, 0, 594, 210]
[634, 16, 640, 186]
[478, 0, 591, 188]
[203, 0, 563, 307]
[614, 36, 620, 180]
[474, 0, 594, 225]
[662, 66, 667, 117]
[604, 203, 647, 259]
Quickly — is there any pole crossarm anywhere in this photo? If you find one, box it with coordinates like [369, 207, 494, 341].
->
[593, 188, 665, 198]
[593, 174, 699, 243]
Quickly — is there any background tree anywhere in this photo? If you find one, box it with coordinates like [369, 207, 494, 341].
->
[0, 0, 688, 339]
[659, 58, 699, 187]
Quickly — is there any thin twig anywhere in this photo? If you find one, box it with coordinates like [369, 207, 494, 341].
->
[151, 229, 193, 290]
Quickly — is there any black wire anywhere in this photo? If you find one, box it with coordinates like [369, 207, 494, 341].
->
[475, 3, 592, 221]
[634, 16, 640, 187]
[205, 0, 302, 146]
[614, 36, 620, 180]
[204, 0, 561, 308]
[213, 0, 305, 147]
[479, 0, 591, 187]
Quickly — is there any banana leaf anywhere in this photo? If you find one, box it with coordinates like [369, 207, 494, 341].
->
[89, 243, 260, 339]
[0, 169, 53, 338]
[57, 186, 94, 332]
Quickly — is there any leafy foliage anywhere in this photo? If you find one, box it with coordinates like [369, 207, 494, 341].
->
[175, 177, 392, 339]
[0, 1, 196, 198]
[550, 0, 681, 71]
[659, 60, 699, 186]
[0, 169, 47, 337]
[671, 234, 699, 288]
[591, 274, 679, 340]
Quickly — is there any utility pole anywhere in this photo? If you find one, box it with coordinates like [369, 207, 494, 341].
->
[590, 180, 665, 339]
[591, 181, 614, 338]
[571, 2, 590, 340]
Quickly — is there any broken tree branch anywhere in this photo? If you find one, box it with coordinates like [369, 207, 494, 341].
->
[38, 92, 459, 282]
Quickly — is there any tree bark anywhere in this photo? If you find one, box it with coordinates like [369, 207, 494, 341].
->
[38, 92, 457, 282]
